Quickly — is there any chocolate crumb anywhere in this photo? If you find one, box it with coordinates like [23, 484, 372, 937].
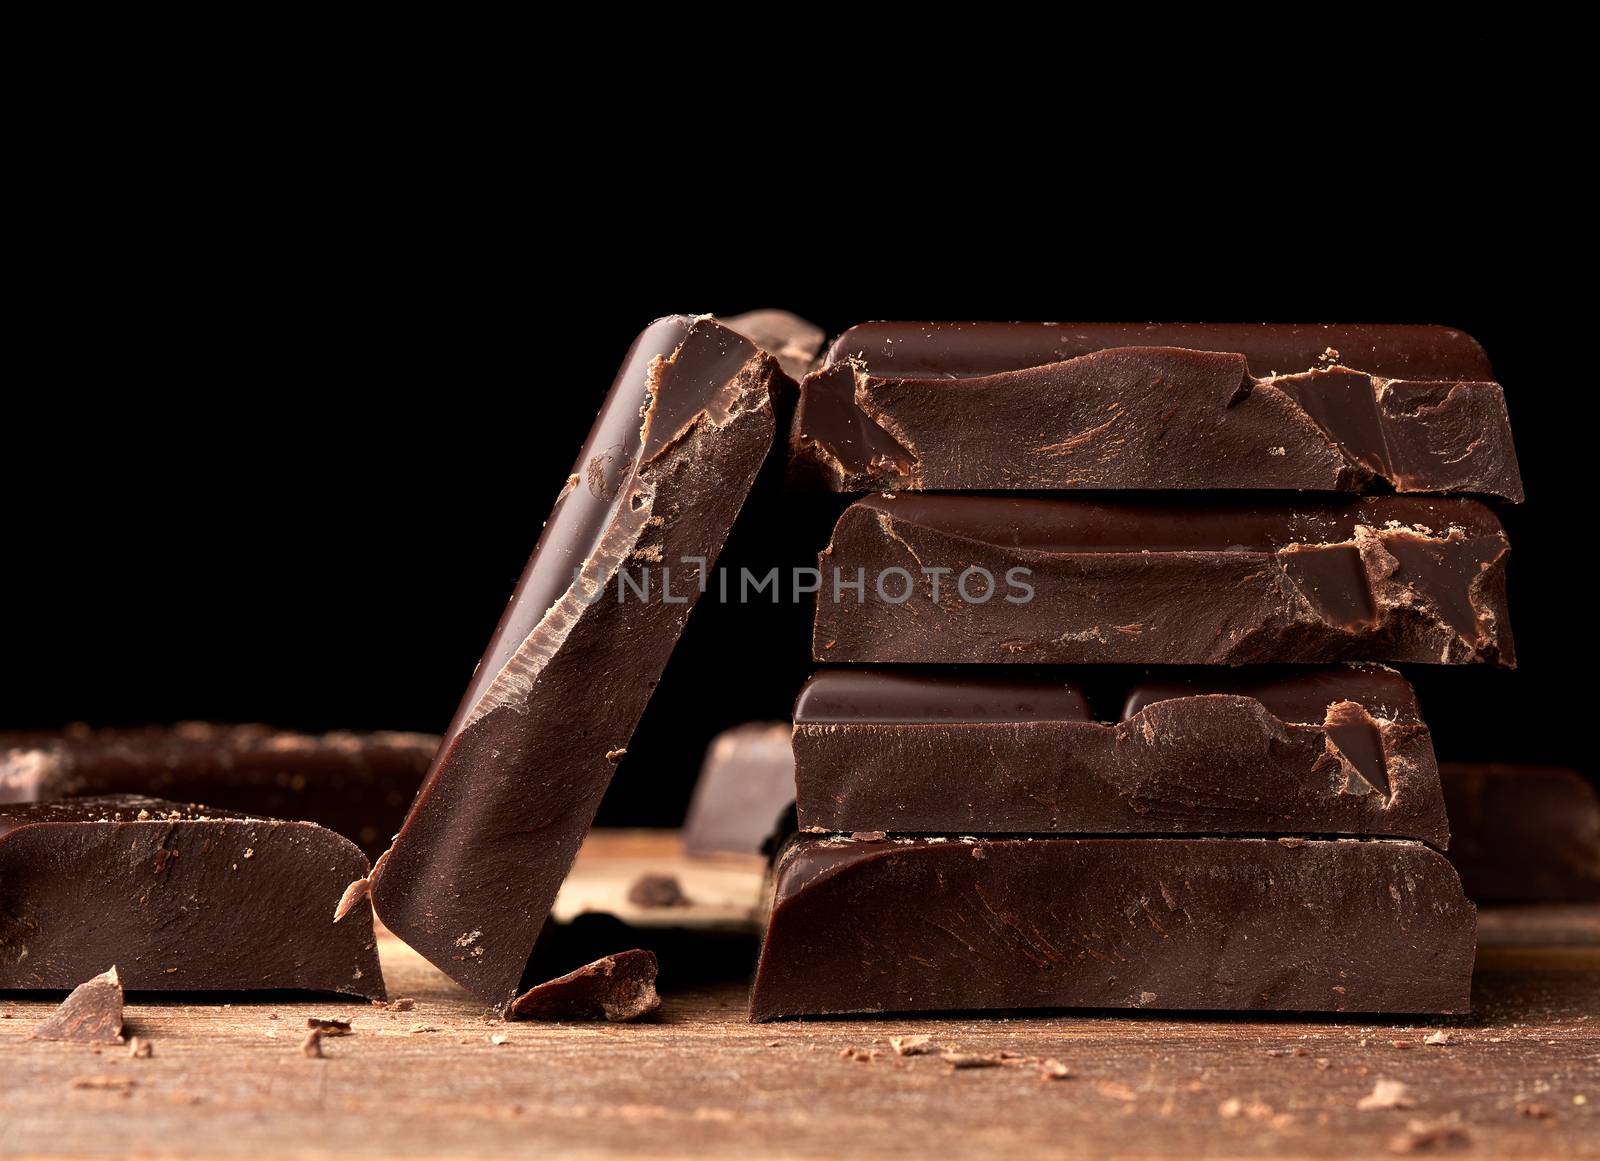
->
[1388, 1116, 1468, 1153]
[1517, 1101, 1554, 1119]
[1358, 1079, 1416, 1110]
[850, 831, 888, 842]
[128, 1037, 153, 1059]
[489, 1034, 510, 1046]
[1392, 1040, 1415, 1050]
[1039, 1059, 1071, 1080]
[373, 997, 416, 1012]
[626, 873, 690, 909]
[942, 1052, 1003, 1070]
[30, 966, 124, 1044]
[306, 1017, 352, 1036]
[1423, 1031, 1452, 1046]
[889, 1034, 935, 1057]
[301, 1028, 324, 1058]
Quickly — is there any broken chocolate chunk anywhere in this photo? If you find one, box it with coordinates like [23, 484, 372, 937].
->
[791, 322, 1521, 499]
[507, 949, 661, 1023]
[28, 966, 124, 1043]
[750, 836, 1474, 1020]
[0, 797, 384, 997]
[0, 723, 438, 859]
[814, 495, 1513, 667]
[369, 317, 789, 1009]
[681, 722, 797, 857]
[793, 666, 1447, 845]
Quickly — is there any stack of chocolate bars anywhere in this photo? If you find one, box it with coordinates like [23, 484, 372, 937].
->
[750, 323, 1524, 1020]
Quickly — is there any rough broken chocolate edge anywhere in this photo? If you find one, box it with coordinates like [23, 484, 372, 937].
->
[507, 949, 661, 1023]
[28, 966, 125, 1043]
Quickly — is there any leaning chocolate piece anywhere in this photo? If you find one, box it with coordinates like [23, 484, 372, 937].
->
[1441, 764, 1600, 901]
[814, 495, 1513, 667]
[682, 722, 797, 856]
[0, 797, 384, 997]
[368, 316, 787, 1008]
[793, 666, 1447, 846]
[507, 949, 661, 1023]
[718, 310, 826, 382]
[29, 966, 124, 1043]
[792, 322, 1521, 499]
[751, 835, 1474, 1020]
[0, 723, 439, 859]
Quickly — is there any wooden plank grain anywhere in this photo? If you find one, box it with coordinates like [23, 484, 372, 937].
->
[1, 832, 1596, 1161]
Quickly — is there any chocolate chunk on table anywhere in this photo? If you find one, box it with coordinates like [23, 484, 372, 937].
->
[0, 723, 438, 859]
[508, 949, 661, 1023]
[368, 316, 789, 1009]
[814, 494, 1513, 667]
[1441, 764, 1600, 901]
[792, 322, 1521, 499]
[0, 796, 384, 997]
[750, 835, 1474, 1020]
[682, 722, 797, 857]
[28, 966, 124, 1043]
[793, 666, 1447, 845]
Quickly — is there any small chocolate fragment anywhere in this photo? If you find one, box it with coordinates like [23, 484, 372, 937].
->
[681, 722, 796, 857]
[626, 873, 690, 908]
[750, 836, 1474, 1020]
[718, 310, 826, 382]
[815, 494, 1513, 667]
[507, 949, 661, 1023]
[306, 1017, 353, 1035]
[29, 966, 124, 1043]
[793, 666, 1447, 845]
[370, 317, 788, 1009]
[1441, 765, 1600, 901]
[0, 724, 438, 859]
[0, 797, 384, 997]
[792, 322, 1521, 499]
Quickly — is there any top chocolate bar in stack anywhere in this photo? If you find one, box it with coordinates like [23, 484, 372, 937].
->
[791, 323, 1522, 499]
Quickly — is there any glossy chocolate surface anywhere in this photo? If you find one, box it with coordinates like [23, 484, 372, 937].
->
[751, 835, 1475, 1019]
[793, 666, 1445, 844]
[681, 723, 797, 857]
[793, 322, 1520, 498]
[0, 796, 383, 996]
[369, 316, 787, 1008]
[814, 494, 1513, 666]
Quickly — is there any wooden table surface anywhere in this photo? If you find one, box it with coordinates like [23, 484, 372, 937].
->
[2, 831, 1596, 1160]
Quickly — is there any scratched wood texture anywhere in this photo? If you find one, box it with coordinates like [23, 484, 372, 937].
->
[1, 831, 1596, 1161]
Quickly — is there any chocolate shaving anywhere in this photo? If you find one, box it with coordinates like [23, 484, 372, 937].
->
[507, 949, 661, 1024]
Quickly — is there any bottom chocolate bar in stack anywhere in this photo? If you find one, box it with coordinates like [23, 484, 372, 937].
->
[749, 666, 1476, 1020]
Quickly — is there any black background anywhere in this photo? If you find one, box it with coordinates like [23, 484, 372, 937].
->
[5, 197, 1589, 823]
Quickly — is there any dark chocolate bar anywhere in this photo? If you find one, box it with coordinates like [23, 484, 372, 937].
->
[0, 723, 438, 859]
[1441, 764, 1600, 901]
[814, 495, 1513, 666]
[750, 835, 1474, 1020]
[792, 322, 1521, 499]
[682, 722, 796, 856]
[793, 666, 1446, 845]
[367, 316, 788, 1008]
[0, 797, 384, 997]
